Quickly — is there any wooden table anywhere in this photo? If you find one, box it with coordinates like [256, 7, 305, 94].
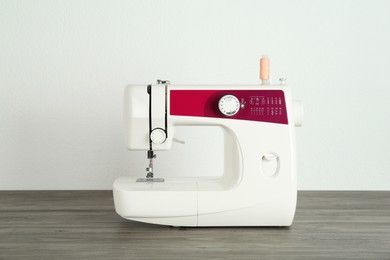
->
[0, 191, 389, 259]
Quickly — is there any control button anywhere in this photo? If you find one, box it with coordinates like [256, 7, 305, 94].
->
[262, 153, 279, 177]
[240, 99, 246, 109]
[218, 95, 240, 117]
[150, 128, 166, 144]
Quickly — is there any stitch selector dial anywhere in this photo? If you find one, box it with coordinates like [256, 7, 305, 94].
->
[218, 95, 240, 116]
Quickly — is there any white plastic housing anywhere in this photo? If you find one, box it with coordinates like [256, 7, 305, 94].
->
[115, 84, 302, 227]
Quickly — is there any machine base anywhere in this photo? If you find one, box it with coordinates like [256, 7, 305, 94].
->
[113, 176, 296, 227]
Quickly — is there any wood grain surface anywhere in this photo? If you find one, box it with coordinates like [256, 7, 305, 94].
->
[0, 191, 389, 259]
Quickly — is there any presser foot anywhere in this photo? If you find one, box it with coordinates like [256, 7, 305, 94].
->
[138, 155, 164, 182]
[136, 178, 165, 182]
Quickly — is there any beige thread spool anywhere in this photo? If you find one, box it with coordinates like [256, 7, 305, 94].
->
[260, 56, 270, 85]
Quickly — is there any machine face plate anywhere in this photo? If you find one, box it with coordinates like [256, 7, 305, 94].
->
[170, 89, 288, 124]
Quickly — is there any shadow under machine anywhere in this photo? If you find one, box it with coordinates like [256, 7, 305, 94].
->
[113, 57, 304, 226]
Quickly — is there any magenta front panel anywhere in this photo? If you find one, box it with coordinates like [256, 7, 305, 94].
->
[170, 89, 288, 124]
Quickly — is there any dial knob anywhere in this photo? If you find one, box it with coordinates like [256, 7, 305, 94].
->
[218, 95, 240, 116]
[150, 128, 166, 144]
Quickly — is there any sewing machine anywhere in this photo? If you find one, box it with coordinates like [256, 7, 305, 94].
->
[113, 57, 303, 226]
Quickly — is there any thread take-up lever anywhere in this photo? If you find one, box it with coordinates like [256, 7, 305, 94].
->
[173, 138, 185, 144]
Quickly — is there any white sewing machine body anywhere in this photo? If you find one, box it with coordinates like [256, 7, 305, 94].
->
[113, 82, 303, 227]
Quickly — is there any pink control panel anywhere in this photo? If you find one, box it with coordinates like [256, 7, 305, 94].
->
[170, 89, 288, 124]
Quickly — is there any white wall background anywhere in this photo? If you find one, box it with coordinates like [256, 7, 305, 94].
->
[1, 0, 389, 190]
